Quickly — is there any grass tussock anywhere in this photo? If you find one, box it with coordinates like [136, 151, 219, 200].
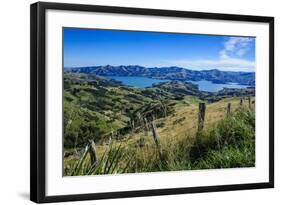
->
[190, 107, 255, 169]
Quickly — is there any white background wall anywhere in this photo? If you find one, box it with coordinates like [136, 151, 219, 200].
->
[0, 0, 279, 204]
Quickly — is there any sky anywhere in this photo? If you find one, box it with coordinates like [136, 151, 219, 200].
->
[64, 28, 255, 72]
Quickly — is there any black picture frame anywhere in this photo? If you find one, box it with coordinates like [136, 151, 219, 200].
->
[30, 2, 274, 203]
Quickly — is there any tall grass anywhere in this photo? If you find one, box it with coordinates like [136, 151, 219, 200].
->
[64, 107, 255, 176]
[190, 107, 255, 169]
[64, 141, 134, 176]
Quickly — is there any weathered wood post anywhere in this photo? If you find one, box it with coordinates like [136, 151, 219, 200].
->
[74, 132, 78, 155]
[131, 119, 135, 129]
[108, 136, 112, 146]
[137, 112, 143, 127]
[143, 117, 149, 136]
[227, 103, 231, 116]
[138, 117, 148, 147]
[151, 121, 160, 148]
[248, 96, 251, 109]
[152, 114, 156, 121]
[198, 103, 206, 132]
[240, 98, 243, 106]
[151, 121, 162, 158]
[139, 137, 145, 147]
[88, 140, 98, 167]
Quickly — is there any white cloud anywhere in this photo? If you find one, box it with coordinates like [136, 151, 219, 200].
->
[168, 37, 255, 72]
[220, 37, 254, 59]
[172, 58, 255, 72]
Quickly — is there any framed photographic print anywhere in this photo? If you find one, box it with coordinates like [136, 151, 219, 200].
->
[30, 2, 274, 203]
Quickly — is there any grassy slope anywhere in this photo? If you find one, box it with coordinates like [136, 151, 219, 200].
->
[120, 96, 249, 150]
[64, 95, 255, 175]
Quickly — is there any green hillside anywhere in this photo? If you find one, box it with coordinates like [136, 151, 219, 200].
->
[63, 72, 255, 175]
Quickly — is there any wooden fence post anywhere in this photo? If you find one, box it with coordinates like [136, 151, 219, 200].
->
[151, 121, 162, 158]
[198, 103, 206, 132]
[74, 132, 78, 155]
[139, 136, 145, 147]
[240, 98, 243, 106]
[227, 103, 231, 116]
[108, 136, 112, 146]
[144, 117, 149, 135]
[137, 112, 143, 127]
[88, 140, 98, 167]
[131, 119, 135, 129]
[151, 121, 160, 148]
[248, 96, 251, 109]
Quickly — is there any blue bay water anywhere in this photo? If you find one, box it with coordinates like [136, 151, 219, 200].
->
[187, 80, 249, 92]
[106, 76, 250, 92]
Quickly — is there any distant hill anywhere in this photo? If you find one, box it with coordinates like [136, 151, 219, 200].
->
[65, 65, 255, 86]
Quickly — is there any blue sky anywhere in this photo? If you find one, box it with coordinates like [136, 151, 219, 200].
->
[64, 28, 255, 72]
